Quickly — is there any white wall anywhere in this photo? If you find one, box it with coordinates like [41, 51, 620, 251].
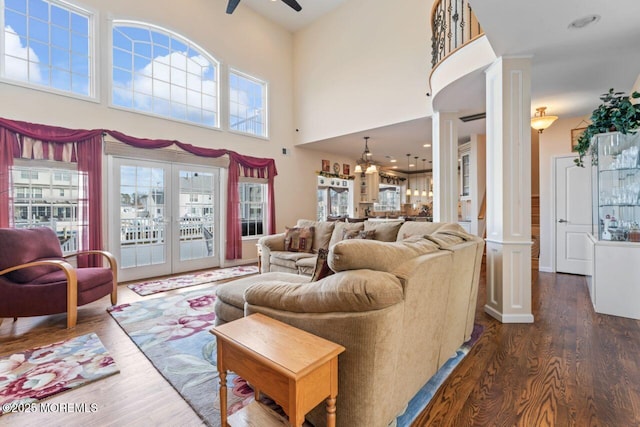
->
[538, 115, 588, 271]
[0, 0, 348, 261]
[293, 0, 433, 144]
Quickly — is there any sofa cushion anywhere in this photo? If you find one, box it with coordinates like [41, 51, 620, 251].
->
[397, 221, 466, 242]
[343, 229, 376, 240]
[244, 269, 404, 313]
[296, 255, 318, 276]
[329, 221, 365, 247]
[329, 236, 440, 273]
[364, 220, 403, 242]
[311, 248, 334, 282]
[284, 226, 314, 253]
[270, 251, 315, 270]
[297, 219, 335, 253]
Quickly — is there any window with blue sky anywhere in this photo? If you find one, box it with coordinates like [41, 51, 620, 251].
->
[111, 21, 219, 128]
[229, 69, 267, 138]
[2, 0, 93, 97]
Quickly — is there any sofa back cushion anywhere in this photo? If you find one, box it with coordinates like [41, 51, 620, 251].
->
[0, 227, 64, 283]
[297, 219, 335, 253]
[329, 236, 439, 273]
[284, 226, 314, 253]
[364, 220, 403, 242]
[328, 221, 365, 247]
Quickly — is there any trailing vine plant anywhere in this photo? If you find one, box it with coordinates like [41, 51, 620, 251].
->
[574, 88, 640, 167]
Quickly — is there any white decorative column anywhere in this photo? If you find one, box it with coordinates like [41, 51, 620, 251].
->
[484, 56, 534, 323]
[432, 111, 459, 223]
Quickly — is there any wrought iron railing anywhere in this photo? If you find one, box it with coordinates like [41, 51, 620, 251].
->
[431, 0, 483, 69]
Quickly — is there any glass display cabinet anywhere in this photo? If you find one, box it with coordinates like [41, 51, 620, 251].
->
[592, 132, 640, 242]
[587, 131, 640, 320]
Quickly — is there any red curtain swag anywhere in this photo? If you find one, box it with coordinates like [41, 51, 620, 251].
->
[0, 118, 277, 261]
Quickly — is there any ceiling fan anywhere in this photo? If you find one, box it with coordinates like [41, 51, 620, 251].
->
[226, 0, 302, 14]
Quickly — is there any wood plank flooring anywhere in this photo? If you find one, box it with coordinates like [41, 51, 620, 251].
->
[2, 270, 640, 426]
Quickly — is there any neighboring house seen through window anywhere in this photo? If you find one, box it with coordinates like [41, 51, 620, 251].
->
[229, 69, 267, 138]
[112, 21, 219, 128]
[239, 182, 266, 238]
[2, 0, 94, 97]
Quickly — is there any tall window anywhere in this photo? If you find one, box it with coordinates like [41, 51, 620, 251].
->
[112, 21, 219, 127]
[229, 69, 267, 137]
[12, 163, 85, 254]
[2, 0, 93, 97]
[239, 182, 266, 238]
[374, 185, 401, 212]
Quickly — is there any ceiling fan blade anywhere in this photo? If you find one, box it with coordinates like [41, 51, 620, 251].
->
[226, 0, 241, 14]
[281, 0, 302, 12]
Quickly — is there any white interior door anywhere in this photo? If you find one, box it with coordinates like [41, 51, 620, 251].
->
[555, 156, 593, 274]
[110, 158, 219, 282]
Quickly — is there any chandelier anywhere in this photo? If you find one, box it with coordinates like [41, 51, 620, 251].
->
[530, 106, 558, 133]
[354, 136, 378, 174]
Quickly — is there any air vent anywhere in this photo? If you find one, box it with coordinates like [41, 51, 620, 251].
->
[459, 112, 486, 122]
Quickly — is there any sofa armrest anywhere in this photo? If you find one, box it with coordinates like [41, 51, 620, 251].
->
[257, 233, 286, 273]
[244, 269, 403, 313]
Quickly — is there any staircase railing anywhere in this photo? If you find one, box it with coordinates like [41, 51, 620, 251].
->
[431, 0, 483, 69]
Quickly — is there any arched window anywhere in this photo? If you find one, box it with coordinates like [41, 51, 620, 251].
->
[111, 21, 219, 128]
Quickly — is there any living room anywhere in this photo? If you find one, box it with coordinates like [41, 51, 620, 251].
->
[2, 0, 640, 426]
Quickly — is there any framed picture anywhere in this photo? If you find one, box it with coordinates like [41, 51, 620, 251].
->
[343, 164, 350, 175]
[571, 127, 587, 152]
[321, 159, 330, 172]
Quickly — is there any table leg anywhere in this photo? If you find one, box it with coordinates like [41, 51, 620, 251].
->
[326, 396, 337, 427]
[219, 370, 227, 427]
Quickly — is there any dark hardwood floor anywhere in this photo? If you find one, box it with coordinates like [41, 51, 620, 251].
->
[2, 269, 640, 426]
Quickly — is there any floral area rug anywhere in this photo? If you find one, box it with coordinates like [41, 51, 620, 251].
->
[108, 287, 251, 426]
[0, 333, 119, 415]
[127, 265, 259, 296]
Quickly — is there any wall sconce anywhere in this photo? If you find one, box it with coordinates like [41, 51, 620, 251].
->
[530, 106, 558, 133]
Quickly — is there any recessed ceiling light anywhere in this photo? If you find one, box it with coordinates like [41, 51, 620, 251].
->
[390, 159, 397, 163]
[409, 163, 415, 167]
[392, 166, 398, 169]
[423, 144, 431, 148]
[568, 14, 600, 30]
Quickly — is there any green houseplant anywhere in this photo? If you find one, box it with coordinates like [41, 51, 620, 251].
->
[574, 88, 640, 167]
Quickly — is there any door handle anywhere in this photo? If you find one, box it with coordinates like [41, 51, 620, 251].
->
[558, 219, 568, 223]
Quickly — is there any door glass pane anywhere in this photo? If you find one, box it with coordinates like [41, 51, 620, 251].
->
[120, 165, 166, 268]
[178, 170, 215, 261]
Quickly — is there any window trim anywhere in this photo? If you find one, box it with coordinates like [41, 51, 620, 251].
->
[0, 0, 98, 101]
[228, 67, 269, 139]
[239, 180, 267, 240]
[109, 19, 221, 129]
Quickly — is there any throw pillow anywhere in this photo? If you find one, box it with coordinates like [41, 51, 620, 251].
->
[343, 229, 376, 240]
[311, 248, 334, 282]
[284, 226, 315, 253]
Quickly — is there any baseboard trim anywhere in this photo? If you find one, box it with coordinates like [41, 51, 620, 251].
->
[222, 258, 258, 268]
[539, 266, 553, 273]
[484, 305, 535, 323]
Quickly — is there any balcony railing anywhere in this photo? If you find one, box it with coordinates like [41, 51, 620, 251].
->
[431, 0, 483, 69]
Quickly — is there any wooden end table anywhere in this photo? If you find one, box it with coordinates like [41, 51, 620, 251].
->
[211, 313, 345, 427]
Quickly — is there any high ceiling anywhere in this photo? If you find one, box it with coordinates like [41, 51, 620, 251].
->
[240, 0, 640, 172]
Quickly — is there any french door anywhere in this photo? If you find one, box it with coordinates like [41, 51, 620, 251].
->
[109, 158, 220, 282]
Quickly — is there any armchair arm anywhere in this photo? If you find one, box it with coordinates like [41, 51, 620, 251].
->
[244, 270, 403, 313]
[0, 260, 78, 328]
[65, 250, 118, 305]
[257, 233, 286, 273]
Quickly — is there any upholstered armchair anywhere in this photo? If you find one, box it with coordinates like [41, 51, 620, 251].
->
[0, 227, 117, 328]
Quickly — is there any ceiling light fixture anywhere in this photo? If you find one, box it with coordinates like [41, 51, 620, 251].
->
[406, 154, 412, 197]
[413, 156, 419, 197]
[354, 136, 378, 174]
[421, 159, 428, 197]
[530, 106, 558, 133]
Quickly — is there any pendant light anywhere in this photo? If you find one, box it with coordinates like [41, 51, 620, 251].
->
[421, 159, 427, 197]
[413, 156, 419, 197]
[405, 154, 411, 197]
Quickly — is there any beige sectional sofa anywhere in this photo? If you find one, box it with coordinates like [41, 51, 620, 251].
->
[258, 219, 404, 275]
[214, 220, 484, 427]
